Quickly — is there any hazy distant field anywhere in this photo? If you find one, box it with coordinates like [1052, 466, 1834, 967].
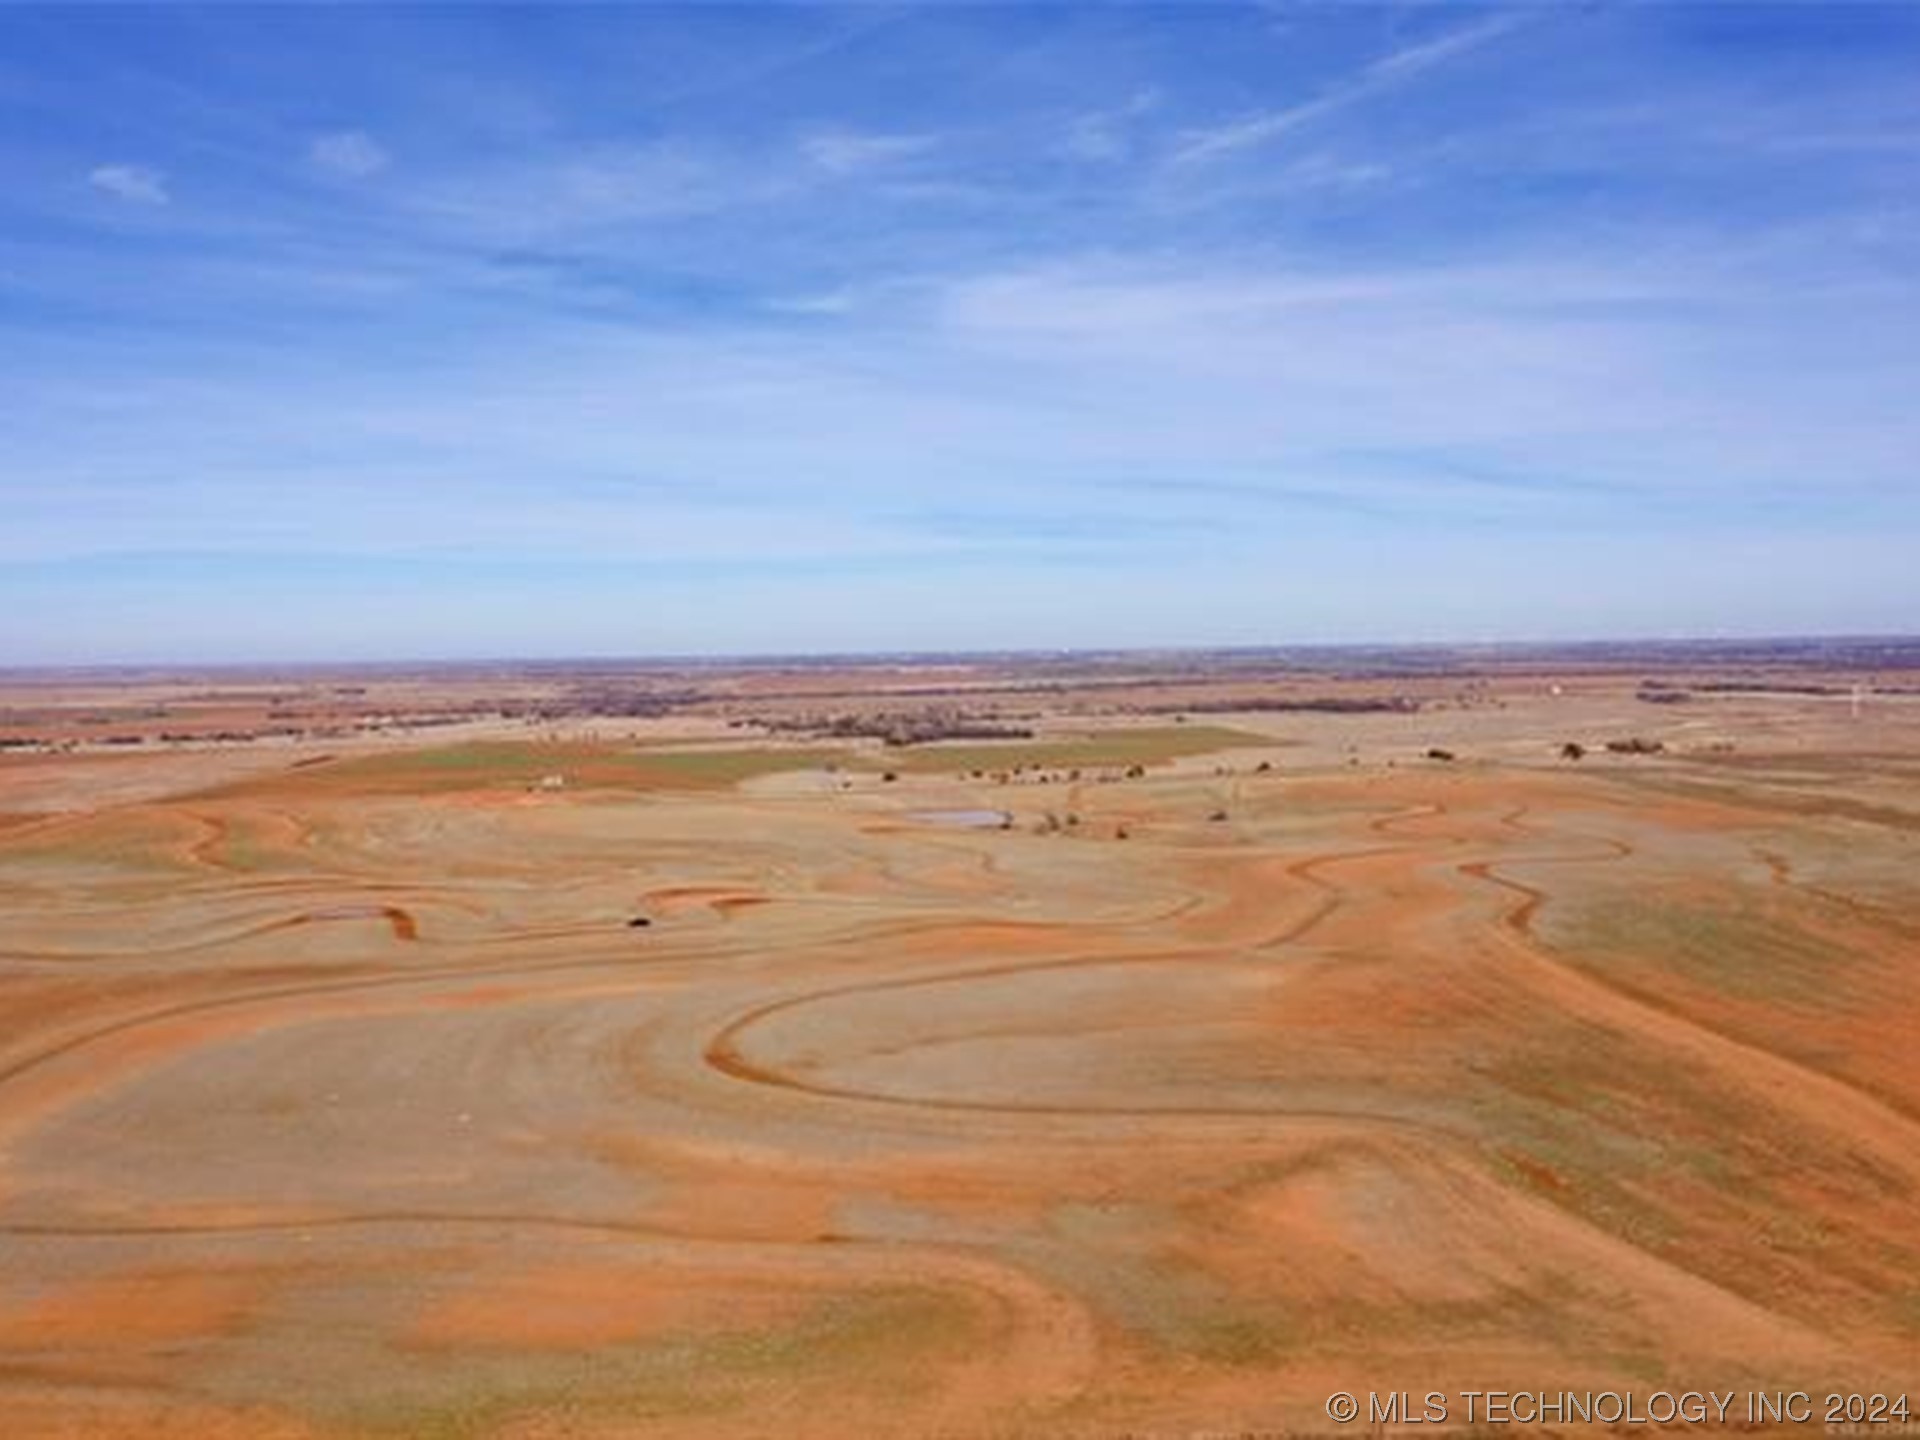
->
[2, 652, 1917, 1437]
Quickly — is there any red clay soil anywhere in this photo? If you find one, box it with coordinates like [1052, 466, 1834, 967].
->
[2, 716, 1918, 1437]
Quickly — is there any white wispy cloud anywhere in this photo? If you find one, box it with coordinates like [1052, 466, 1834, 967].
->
[800, 127, 937, 175]
[310, 130, 390, 178]
[1173, 12, 1530, 165]
[14, 4, 1919, 660]
[13, 243, 1910, 569]
[767, 288, 859, 316]
[1061, 87, 1161, 163]
[88, 163, 168, 205]
[405, 140, 763, 244]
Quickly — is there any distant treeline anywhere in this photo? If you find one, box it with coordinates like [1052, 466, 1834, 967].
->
[1140, 696, 1420, 715]
[760, 710, 1036, 747]
[1641, 679, 1920, 698]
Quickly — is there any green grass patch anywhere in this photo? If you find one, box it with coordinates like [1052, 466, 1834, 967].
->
[1890, 1288, 1920, 1337]
[1546, 892, 1871, 1012]
[320, 1284, 976, 1439]
[0, 809, 197, 876]
[208, 741, 847, 799]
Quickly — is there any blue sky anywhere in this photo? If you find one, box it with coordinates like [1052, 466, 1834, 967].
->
[2, 3, 1917, 662]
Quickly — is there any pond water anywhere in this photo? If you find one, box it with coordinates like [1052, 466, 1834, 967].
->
[910, 808, 1012, 829]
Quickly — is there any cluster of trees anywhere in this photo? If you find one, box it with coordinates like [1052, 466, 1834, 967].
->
[1559, 737, 1665, 758]
[1606, 736, 1666, 754]
[1142, 695, 1420, 715]
[765, 708, 1035, 747]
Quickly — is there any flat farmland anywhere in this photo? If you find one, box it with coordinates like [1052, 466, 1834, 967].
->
[1, 655, 1917, 1437]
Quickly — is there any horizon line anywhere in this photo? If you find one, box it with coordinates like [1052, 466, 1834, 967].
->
[4, 631, 1919, 678]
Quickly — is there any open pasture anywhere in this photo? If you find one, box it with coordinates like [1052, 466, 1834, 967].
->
[1, 669, 1917, 1436]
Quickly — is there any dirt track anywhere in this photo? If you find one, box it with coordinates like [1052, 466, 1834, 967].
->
[2, 724, 1918, 1436]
